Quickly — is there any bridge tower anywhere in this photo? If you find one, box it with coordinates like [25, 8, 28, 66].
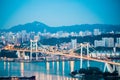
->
[80, 43, 90, 68]
[87, 43, 90, 68]
[80, 43, 83, 68]
[30, 39, 38, 60]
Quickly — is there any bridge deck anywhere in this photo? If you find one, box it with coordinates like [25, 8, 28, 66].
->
[4, 48, 120, 66]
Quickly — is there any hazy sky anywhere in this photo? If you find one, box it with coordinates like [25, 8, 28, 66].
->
[0, 0, 120, 29]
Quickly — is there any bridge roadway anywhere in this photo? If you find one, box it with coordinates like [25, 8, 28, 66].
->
[4, 48, 120, 66]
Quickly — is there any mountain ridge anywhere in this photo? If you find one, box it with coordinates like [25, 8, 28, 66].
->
[1, 21, 120, 33]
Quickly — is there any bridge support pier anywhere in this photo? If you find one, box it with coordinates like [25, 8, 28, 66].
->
[16, 51, 25, 59]
[58, 55, 61, 61]
[30, 40, 32, 60]
[30, 52, 32, 60]
[36, 53, 38, 60]
[16, 50, 20, 58]
[44, 55, 47, 61]
[35, 41, 38, 60]
[22, 51, 25, 59]
[104, 63, 116, 73]
[116, 66, 120, 76]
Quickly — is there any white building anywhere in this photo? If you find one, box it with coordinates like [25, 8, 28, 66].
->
[94, 29, 101, 36]
[102, 37, 114, 47]
[115, 38, 120, 47]
[94, 40, 105, 47]
[34, 36, 39, 41]
[84, 31, 92, 36]
[71, 39, 77, 49]
[79, 31, 86, 36]
[21, 30, 27, 43]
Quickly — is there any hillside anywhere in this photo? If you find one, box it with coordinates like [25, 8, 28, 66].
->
[1, 21, 120, 33]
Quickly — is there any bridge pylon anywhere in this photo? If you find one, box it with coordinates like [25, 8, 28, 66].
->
[87, 43, 90, 68]
[80, 43, 90, 68]
[80, 43, 83, 68]
[30, 39, 38, 60]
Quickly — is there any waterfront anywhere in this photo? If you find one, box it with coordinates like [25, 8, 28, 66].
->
[0, 60, 106, 80]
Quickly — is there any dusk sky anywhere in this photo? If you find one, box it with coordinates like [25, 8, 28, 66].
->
[0, 0, 120, 29]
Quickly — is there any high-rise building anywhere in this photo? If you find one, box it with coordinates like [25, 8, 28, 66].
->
[94, 40, 105, 47]
[71, 39, 77, 49]
[85, 30, 92, 36]
[94, 29, 101, 36]
[21, 30, 27, 43]
[34, 36, 39, 41]
[115, 38, 120, 47]
[116, 38, 120, 44]
[102, 37, 114, 47]
[79, 31, 84, 36]
[30, 32, 35, 40]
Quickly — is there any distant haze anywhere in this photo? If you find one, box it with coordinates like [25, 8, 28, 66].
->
[0, 0, 120, 29]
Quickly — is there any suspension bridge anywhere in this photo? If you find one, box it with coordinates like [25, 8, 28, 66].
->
[3, 39, 120, 75]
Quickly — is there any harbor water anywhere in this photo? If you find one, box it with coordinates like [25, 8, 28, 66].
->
[0, 60, 106, 80]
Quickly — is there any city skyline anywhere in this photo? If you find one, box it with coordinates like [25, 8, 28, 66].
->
[0, 0, 120, 29]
